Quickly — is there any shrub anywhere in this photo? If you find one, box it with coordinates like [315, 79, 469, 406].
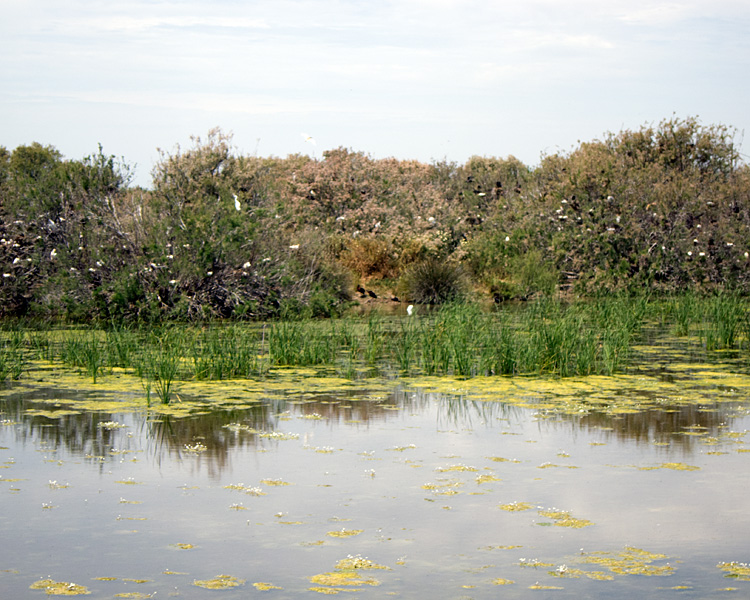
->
[399, 258, 469, 304]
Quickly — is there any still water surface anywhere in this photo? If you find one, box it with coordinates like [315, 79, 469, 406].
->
[1, 339, 749, 598]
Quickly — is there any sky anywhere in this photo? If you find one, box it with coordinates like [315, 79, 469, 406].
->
[2, 0, 749, 188]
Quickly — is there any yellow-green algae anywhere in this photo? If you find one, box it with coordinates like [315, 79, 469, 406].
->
[639, 462, 700, 471]
[29, 580, 91, 595]
[309, 555, 387, 593]
[327, 528, 363, 538]
[253, 582, 283, 590]
[192, 574, 245, 589]
[537, 508, 593, 528]
[580, 547, 674, 577]
[717, 562, 750, 581]
[499, 502, 534, 512]
[491, 578, 515, 585]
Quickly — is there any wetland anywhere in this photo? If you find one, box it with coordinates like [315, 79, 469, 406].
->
[1, 301, 750, 599]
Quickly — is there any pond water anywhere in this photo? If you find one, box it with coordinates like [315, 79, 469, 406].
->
[1, 335, 750, 598]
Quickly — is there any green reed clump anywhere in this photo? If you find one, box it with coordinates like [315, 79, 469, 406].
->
[0, 330, 26, 381]
[60, 331, 106, 383]
[140, 328, 182, 404]
[701, 292, 747, 350]
[269, 320, 338, 366]
[191, 325, 267, 379]
[668, 291, 700, 337]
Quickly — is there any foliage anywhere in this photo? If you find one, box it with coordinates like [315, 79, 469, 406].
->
[399, 258, 469, 304]
[2, 116, 750, 324]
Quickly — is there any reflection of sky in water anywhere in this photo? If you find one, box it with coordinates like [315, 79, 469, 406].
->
[1, 376, 749, 598]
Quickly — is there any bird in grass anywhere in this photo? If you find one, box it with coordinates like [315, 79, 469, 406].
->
[234, 194, 241, 212]
[407, 305, 414, 316]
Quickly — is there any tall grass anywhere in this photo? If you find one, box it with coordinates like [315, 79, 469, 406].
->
[2, 293, 744, 390]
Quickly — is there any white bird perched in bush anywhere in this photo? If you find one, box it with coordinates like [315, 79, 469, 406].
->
[407, 305, 414, 316]
[234, 194, 241, 211]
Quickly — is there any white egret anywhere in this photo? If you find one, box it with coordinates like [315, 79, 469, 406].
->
[407, 305, 414, 316]
[301, 133, 316, 146]
[234, 194, 241, 212]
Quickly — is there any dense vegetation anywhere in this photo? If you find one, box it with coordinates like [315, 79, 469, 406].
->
[2, 117, 749, 323]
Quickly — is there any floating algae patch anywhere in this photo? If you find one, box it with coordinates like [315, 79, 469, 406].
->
[499, 502, 534, 512]
[435, 463, 478, 472]
[537, 509, 593, 528]
[170, 543, 195, 550]
[29, 579, 90, 595]
[491, 578, 515, 585]
[192, 574, 245, 589]
[580, 547, 674, 577]
[309, 555, 385, 593]
[717, 561, 750, 581]
[475, 474, 502, 484]
[253, 582, 283, 590]
[639, 462, 700, 471]
[334, 556, 390, 571]
[260, 478, 292, 486]
[327, 529, 363, 538]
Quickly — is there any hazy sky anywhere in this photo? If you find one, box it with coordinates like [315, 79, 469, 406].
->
[2, 0, 749, 187]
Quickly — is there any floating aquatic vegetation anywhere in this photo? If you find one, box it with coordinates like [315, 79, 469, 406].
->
[113, 593, 153, 599]
[335, 555, 389, 571]
[224, 483, 265, 495]
[260, 478, 291, 486]
[98, 421, 127, 430]
[29, 579, 90, 595]
[486, 456, 521, 463]
[300, 412, 323, 420]
[529, 584, 564, 590]
[387, 444, 416, 452]
[253, 582, 282, 590]
[327, 528, 363, 538]
[475, 474, 501, 484]
[228, 503, 247, 510]
[639, 462, 700, 471]
[183, 443, 207, 453]
[499, 502, 533, 512]
[537, 462, 578, 469]
[171, 543, 194, 550]
[717, 562, 750, 580]
[491, 578, 515, 585]
[47, 480, 69, 489]
[537, 508, 593, 528]
[310, 570, 380, 590]
[92, 577, 117, 581]
[435, 464, 477, 472]
[192, 575, 245, 589]
[519, 559, 556, 568]
[119, 498, 141, 504]
[580, 547, 674, 576]
[114, 478, 142, 485]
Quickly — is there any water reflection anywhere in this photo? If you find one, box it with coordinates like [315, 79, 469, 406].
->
[2, 376, 747, 481]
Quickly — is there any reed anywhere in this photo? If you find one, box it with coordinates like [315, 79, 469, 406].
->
[60, 331, 105, 383]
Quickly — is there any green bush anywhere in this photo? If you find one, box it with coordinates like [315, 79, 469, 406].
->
[399, 258, 469, 304]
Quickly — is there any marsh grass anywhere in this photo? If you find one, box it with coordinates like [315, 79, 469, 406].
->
[142, 328, 181, 404]
[0, 330, 26, 381]
[2, 293, 745, 388]
[60, 331, 106, 383]
[667, 292, 749, 350]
